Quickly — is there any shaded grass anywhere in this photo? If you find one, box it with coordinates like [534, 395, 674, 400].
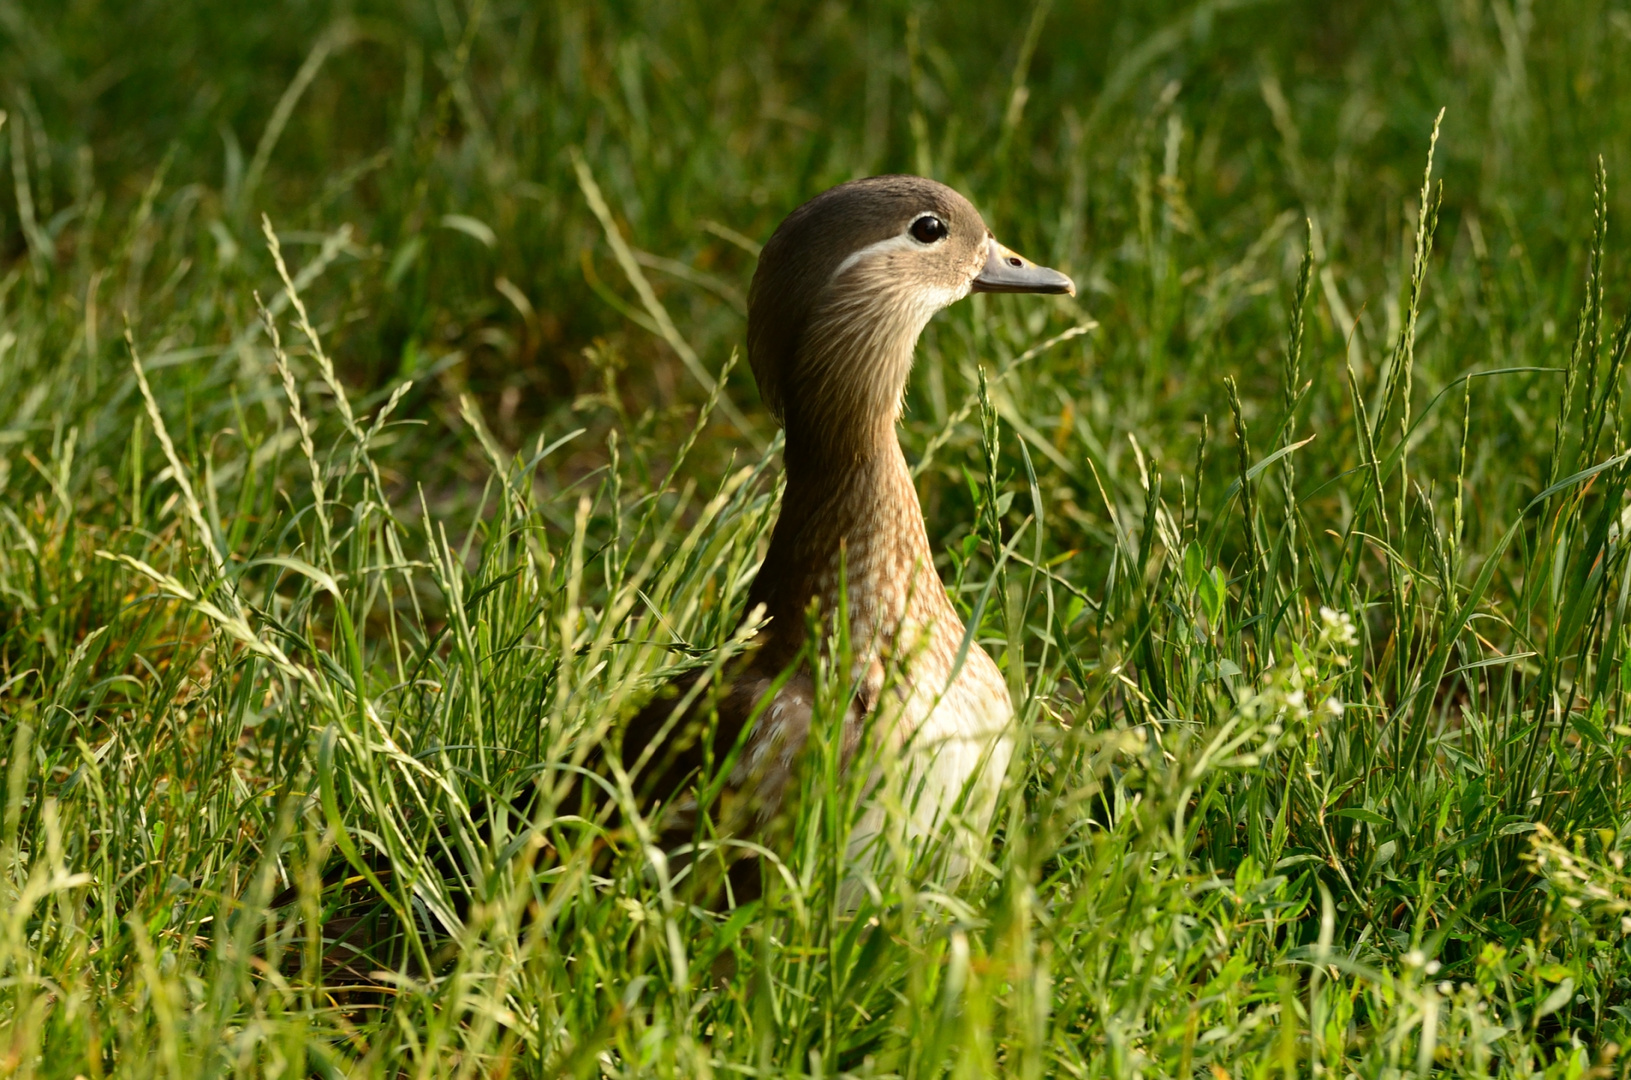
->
[3, 0, 1631, 1075]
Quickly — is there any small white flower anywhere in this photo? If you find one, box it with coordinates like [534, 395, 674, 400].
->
[1319, 606, 1360, 648]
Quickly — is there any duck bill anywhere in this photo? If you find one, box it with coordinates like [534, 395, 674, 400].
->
[970, 235, 1075, 296]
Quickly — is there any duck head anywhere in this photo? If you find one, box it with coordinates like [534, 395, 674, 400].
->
[747, 175, 1074, 461]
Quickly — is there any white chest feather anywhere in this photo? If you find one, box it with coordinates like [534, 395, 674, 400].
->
[847, 608, 1015, 885]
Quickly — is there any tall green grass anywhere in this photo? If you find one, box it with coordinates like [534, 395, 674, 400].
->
[3, 0, 1631, 1074]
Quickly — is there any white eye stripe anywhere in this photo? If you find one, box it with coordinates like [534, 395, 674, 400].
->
[827, 232, 929, 284]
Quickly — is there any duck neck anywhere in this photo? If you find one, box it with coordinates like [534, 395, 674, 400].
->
[750, 415, 937, 657]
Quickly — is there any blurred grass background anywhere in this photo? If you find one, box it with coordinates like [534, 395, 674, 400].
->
[3, 0, 1631, 1075]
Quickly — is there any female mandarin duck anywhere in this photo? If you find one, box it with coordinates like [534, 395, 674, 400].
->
[620, 175, 1073, 886]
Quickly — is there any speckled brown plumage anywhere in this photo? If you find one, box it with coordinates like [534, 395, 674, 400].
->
[620, 175, 1073, 884]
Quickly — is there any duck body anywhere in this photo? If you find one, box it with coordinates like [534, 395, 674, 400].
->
[621, 176, 1072, 883]
[742, 415, 1013, 862]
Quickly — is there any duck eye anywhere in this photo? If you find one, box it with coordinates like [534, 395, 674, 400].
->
[909, 215, 948, 244]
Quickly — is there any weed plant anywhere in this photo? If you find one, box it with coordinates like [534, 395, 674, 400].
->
[3, 1, 1631, 1075]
